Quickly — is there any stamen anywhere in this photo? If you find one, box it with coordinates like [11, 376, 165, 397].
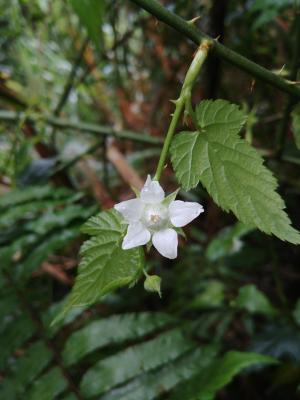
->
[150, 214, 161, 223]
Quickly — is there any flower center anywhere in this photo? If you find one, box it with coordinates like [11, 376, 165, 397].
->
[142, 204, 168, 231]
[150, 214, 161, 224]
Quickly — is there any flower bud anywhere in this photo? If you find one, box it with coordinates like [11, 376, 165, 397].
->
[144, 275, 162, 298]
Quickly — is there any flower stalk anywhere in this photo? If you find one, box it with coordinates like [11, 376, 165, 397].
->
[154, 39, 211, 181]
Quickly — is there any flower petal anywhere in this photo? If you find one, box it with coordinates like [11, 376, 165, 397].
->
[122, 223, 151, 250]
[140, 175, 164, 204]
[152, 228, 178, 259]
[169, 200, 204, 227]
[114, 199, 143, 223]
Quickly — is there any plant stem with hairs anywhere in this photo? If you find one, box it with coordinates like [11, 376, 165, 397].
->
[154, 40, 211, 181]
[130, 0, 300, 99]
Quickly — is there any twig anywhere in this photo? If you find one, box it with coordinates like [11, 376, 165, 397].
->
[276, 9, 300, 157]
[129, 0, 300, 99]
[0, 110, 163, 145]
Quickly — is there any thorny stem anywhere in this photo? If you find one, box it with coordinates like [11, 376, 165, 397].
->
[276, 8, 300, 157]
[130, 0, 300, 99]
[154, 40, 211, 181]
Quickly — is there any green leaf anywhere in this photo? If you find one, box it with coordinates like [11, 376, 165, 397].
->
[43, 298, 87, 337]
[53, 209, 144, 324]
[189, 280, 225, 310]
[16, 227, 80, 279]
[170, 99, 300, 244]
[62, 312, 175, 366]
[251, 324, 300, 361]
[1, 342, 52, 396]
[80, 328, 195, 397]
[206, 222, 253, 262]
[101, 346, 218, 400]
[27, 367, 68, 400]
[0, 315, 35, 369]
[70, 0, 104, 50]
[170, 351, 278, 400]
[292, 104, 300, 149]
[0, 185, 72, 209]
[232, 284, 277, 316]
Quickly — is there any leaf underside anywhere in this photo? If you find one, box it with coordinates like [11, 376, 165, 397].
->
[171, 99, 300, 244]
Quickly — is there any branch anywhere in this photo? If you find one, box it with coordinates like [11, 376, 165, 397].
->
[129, 0, 300, 99]
[0, 109, 163, 145]
[276, 9, 300, 156]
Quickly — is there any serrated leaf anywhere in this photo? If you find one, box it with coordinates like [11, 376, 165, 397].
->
[171, 99, 300, 244]
[170, 351, 277, 400]
[53, 209, 144, 324]
[101, 346, 218, 400]
[62, 312, 175, 366]
[80, 329, 195, 397]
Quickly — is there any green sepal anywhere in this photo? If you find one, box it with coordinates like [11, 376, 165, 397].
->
[144, 275, 162, 298]
[162, 189, 180, 207]
[175, 227, 186, 239]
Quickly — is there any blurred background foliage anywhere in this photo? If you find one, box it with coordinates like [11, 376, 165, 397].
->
[0, 0, 300, 399]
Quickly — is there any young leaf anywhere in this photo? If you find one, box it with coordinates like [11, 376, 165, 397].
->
[171, 99, 300, 244]
[53, 209, 144, 324]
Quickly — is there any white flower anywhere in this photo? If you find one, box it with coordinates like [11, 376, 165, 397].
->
[114, 175, 204, 259]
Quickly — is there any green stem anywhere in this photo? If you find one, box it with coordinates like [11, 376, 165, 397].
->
[0, 110, 163, 145]
[130, 0, 300, 99]
[154, 40, 211, 181]
[154, 100, 184, 181]
[276, 8, 300, 157]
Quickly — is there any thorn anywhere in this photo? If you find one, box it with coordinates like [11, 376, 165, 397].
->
[277, 64, 285, 75]
[169, 99, 179, 104]
[188, 16, 201, 25]
[214, 35, 221, 41]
